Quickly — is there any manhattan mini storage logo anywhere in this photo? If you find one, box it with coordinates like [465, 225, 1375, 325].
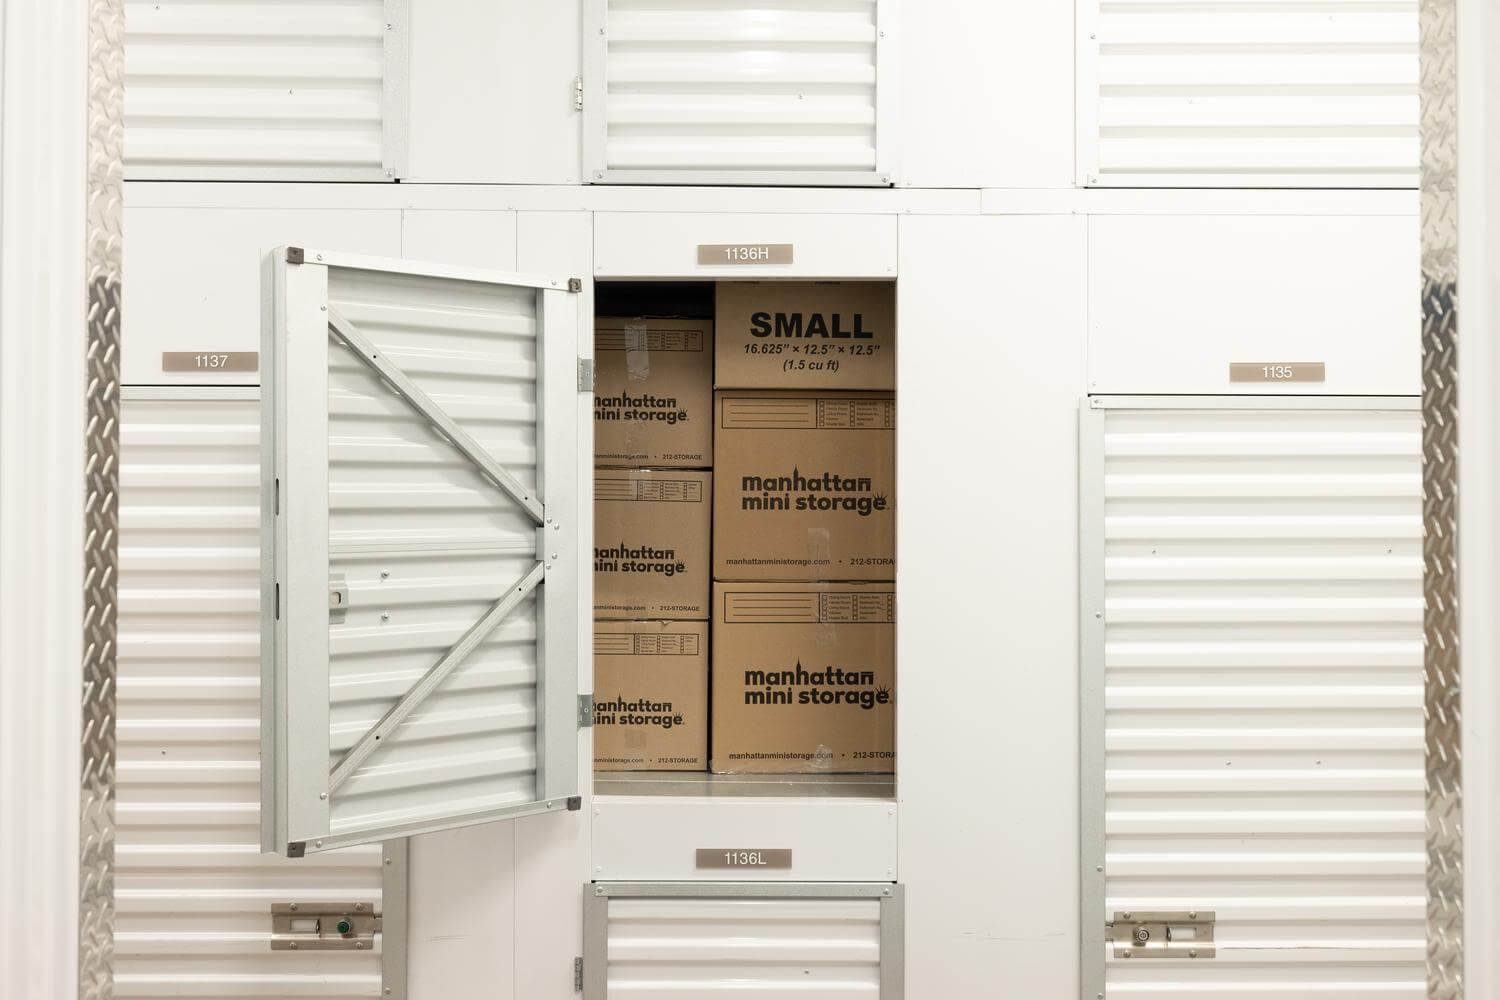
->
[594, 542, 686, 577]
[594, 391, 689, 425]
[740, 467, 887, 517]
[593, 695, 685, 730]
[743, 661, 891, 710]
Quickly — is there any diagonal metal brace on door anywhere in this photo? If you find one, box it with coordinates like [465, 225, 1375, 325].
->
[326, 306, 546, 526]
[323, 306, 550, 794]
[329, 560, 546, 793]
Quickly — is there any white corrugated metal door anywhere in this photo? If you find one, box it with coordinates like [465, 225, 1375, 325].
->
[116, 393, 399, 998]
[124, 0, 405, 180]
[584, 884, 903, 998]
[262, 249, 581, 855]
[583, 0, 893, 185]
[1081, 400, 1423, 998]
[1077, 0, 1419, 187]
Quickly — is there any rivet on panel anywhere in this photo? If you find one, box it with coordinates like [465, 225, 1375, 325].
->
[319, 791, 327, 800]
[289, 941, 298, 950]
[380, 570, 389, 579]
[315, 840, 323, 848]
[381, 612, 390, 622]
[315, 254, 323, 262]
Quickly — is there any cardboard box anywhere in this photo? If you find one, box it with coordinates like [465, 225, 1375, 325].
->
[715, 282, 895, 390]
[713, 392, 894, 581]
[711, 582, 894, 774]
[594, 469, 711, 618]
[595, 317, 713, 468]
[593, 621, 708, 771]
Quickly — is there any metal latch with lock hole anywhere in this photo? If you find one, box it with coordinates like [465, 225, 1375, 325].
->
[271, 902, 380, 951]
[1109, 910, 1215, 959]
[328, 574, 348, 624]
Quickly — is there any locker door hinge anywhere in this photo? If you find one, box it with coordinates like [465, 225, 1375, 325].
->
[573, 77, 584, 112]
[577, 357, 595, 392]
[578, 694, 595, 728]
[573, 955, 584, 991]
[1107, 911, 1216, 959]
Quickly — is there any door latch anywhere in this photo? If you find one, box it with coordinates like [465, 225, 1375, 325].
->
[329, 574, 348, 624]
[1109, 911, 1215, 959]
[271, 902, 380, 951]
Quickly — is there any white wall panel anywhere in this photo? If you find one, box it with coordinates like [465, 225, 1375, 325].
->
[584, 0, 891, 186]
[1086, 402, 1424, 998]
[1088, 214, 1419, 396]
[401, 211, 519, 271]
[897, 215, 1088, 997]
[123, 206, 401, 386]
[593, 211, 896, 278]
[124, 0, 400, 181]
[900, 0, 1073, 188]
[406, 0, 581, 184]
[1078, 0, 1419, 187]
[591, 798, 897, 882]
[116, 396, 388, 998]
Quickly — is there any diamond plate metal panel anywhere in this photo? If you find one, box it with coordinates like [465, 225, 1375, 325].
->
[82, 0, 124, 996]
[1419, 0, 1462, 994]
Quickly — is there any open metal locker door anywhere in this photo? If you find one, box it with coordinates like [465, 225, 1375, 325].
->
[260, 247, 582, 857]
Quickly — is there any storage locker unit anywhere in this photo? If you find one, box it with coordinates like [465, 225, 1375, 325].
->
[1076, 0, 1420, 187]
[116, 392, 405, 998]
[1079, 398, 1424, 998]
[123, 0, 407, 180]
[583, 883, 903, 999]
[582, 0, 895, 186]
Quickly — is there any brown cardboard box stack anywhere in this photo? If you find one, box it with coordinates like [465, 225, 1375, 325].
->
[711, 282, 897, 774]
[592, 317, 713, 771]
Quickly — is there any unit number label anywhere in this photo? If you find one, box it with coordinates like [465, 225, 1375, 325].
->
[162, 351, 259, 373]
[697, 243, 794, 266]
[695, 848, 793, 870]
[1229, 361, 1325, 383]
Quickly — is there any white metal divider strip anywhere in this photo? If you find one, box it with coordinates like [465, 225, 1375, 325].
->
[382, 0, 410, 180]
[268, 254, 333, 848]
[536, 285, 580, 803]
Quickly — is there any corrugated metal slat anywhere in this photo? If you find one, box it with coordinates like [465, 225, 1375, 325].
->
[123, 0, 391, 179]
[117, 398, 386, 999]
[1082, 0, 1419, 186]
[594, 0, 887, 184]
[1098, 406, 1423, 998]
[606, 897, 883, 996]
[323, 267, 544, 841]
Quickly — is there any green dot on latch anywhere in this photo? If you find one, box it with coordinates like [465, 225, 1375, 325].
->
[337, 920, 352, 935]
